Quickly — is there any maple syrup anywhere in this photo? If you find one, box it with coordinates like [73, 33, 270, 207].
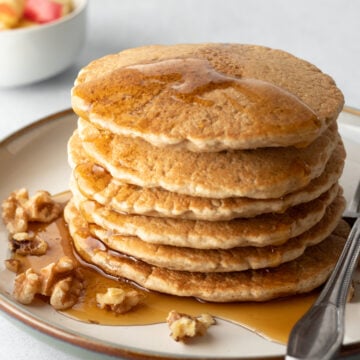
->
[12, 192, 318, 345]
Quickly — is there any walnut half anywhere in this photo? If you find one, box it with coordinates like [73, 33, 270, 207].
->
[26, 190, 62, 223]
[167, 310, 216, 342]
[96, 288, 144, 314]
[12, 257, 83, 310]
[1, 188, 62, 235]
[50, 275, 83, 310]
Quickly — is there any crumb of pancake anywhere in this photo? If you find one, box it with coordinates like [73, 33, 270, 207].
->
[166, 310, 216, 342]
[96, 287, 144, 314]
[13, 256, 84, 310]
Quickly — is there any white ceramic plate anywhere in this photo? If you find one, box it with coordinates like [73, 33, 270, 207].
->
[0, 109, 360, 359]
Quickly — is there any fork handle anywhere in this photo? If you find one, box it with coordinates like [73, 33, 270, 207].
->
[286, 217, 360, 360]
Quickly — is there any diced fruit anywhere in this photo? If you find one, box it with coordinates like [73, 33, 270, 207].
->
[0, 0, 25, 29]
[24, 0, 62, 24]
[52, 0, 72, 16]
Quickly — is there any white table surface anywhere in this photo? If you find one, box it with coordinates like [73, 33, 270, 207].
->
[0, 0, 359, 359]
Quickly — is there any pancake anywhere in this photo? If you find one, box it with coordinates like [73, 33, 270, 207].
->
[69, 141, 345, 220]
[88, 195, 345, 272]
[66, 43, 346, 303]
[64, 199, 348, 302]
[75, 118, 339, 199]
[71, 44, 344, 152]
[71, 181, 340, 249]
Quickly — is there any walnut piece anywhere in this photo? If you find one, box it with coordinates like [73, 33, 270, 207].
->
[50, 276, 83, 310]
[4, 259, 20, 273]
[26, 191, 62, 223]
[39, 256, 76, 296]
[13, 269, 41, 304]
[167, 310, 216, 342]
[1, 188, 29, 234]
[12, 232, 33, 241]
[11, 232, 48, 256]
[2, 189, 62, 258]
[96, 288, 144, 314]
[1, 189, 62, 235]
[12, 256, 83, 310]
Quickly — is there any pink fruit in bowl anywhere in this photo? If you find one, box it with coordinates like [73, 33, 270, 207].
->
[24, 0, 72, 24]
[0, 0, 87, 87]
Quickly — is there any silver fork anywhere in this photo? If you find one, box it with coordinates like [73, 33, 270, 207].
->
[286, 180, 360, 360]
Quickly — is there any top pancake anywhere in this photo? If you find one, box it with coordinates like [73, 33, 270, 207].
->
[72, 44, 344, 152]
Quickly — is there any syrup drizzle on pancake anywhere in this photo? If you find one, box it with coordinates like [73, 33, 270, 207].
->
[75, 57, 319, 137]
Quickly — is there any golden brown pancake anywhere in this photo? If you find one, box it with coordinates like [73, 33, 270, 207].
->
[71, 181, 340, 249]
[64, 199, 348, 302]
[72, 44, 344, 152]
[88, 195, 345, 272]
[74, 118, 339, 199]
[69, 141, 345, 220]
[65, 43, 346, 303]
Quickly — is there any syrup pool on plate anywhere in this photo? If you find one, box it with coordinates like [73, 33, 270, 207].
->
[11, 191, 318, 345]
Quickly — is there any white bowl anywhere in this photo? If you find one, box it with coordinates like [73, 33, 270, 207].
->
[0, 0, 87, 87]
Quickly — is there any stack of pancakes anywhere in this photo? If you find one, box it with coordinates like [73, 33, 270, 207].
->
[64, 44, 348, 302]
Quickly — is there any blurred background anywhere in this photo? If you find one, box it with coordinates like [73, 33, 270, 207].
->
[0, 0, 359, 139]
